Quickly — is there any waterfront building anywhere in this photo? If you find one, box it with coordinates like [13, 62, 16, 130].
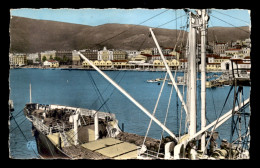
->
[151, 55, 176, 61]
[82, 49, 98, 60]
[225, 48, 242, 57]
[72, 50, 81, 65]
[206, 54, 230, 64]
[111, 60, 128, 69]
[152, 47, 173, 55]
[169, 50, 181, 60]
[153, 60, 163, 67]
[153, 59, 180, 70]
[9, 53, 27, 66]
[43, 60, 59, 68]
[73, 49, 98, 65]
[113, 50, 127, 60]
[179, 59, 188, 69]
[206, 63, 221, 71]
[27, 53, 40, 64]
[82, 60, 94, 67]
[40, 50, 56, 62]
[221, 58, 251, 76]
[94, 60, 101, 66]
[131, 54, 147, 62]
[98, 47, 113, 61]
[125, 50, 141, 60]
[213, 42, 228, 55]
[55, 50, 73, 65]
[241, 47, 250, 57]
[140, 48, 153, 55]
[242, 38, 251, 48]
[170, 59, 180, 67]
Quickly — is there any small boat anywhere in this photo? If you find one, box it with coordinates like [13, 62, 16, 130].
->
[147, 78, 165, 83]
[168, 76, 186, 86]
[168, 81, 186, 86]
[147, 79, 158, 83]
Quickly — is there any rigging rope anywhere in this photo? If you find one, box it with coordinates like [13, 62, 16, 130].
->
[139, 72, 168, 156]
[89, 70, 122, 111]
[212, 10, 250, 25]
[95, 9, 170, 46]
[156, 73, 175, 157]
[10, 113, 39, 158]
[209, 14, 250, 34]
[10, 117, 28, 133]
[87, 71, 112, 113]
[202, 85, 234, 155]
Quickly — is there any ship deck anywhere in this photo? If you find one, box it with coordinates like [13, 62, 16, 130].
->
[81, 138, 139, 159]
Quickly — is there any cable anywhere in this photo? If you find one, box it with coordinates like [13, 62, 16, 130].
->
[95, 9, 170, 46]
[212, 10, 250, 25]
[202, 85, 234, 155]
[139, 72, 168, 156]
[209, 14, 250, 34]
[10, 113, 39, 158]
[154, 14, 187, 29]
[138, 31, 151, 51]
[87, 71, 112, 113]
[10, 117, 28, 133]
[88, 70, 122, 111]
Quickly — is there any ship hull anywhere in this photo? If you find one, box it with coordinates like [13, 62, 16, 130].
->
[32, 126, 70, 159]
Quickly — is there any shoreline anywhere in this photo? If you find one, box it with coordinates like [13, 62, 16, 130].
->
[10, 65, 224, 73]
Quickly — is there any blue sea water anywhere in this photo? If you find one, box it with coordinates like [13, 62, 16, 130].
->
[9, 68, 250, 159]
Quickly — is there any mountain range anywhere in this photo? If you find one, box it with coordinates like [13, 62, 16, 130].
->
[9, 16, 251, 53]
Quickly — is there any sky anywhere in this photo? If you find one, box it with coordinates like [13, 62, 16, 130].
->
[10, 8, 251, 30]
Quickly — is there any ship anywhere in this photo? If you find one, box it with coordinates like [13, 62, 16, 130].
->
[22, 9, 251, 159]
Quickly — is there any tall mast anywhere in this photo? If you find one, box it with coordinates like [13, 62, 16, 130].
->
[188, 12, 197, 137]
[200, 9, 208, 152]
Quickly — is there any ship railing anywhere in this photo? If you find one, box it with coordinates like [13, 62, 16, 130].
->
[139, 148, 165, 159]
[79, 108, 116, 120]
[32, 116, 50, 135]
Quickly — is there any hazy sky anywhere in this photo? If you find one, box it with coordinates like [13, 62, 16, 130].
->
[10, 8, 251, 30]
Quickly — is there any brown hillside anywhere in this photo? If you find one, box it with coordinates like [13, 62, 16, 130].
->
[9, 16, 250, 53]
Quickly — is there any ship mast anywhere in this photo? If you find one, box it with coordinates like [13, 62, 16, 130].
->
[200, 9, 208, 153]
[188, 11, 197, 137]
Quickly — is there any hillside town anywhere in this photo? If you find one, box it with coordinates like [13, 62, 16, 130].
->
[9, 38, 251, 73]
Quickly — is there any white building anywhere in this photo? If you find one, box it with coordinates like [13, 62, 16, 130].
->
[225, 48, 242, 57]
[221, 58, 251, 76]
[125, 50, 141, 59]
[98, 47, 113, 61]
[241, 47, 250, 57]
[40, 50, 56, 61]
[27, 53, 40, 63]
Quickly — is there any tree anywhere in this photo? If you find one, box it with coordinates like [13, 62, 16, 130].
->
[50, 55, 53, 60]
[42, 56, 47, 62]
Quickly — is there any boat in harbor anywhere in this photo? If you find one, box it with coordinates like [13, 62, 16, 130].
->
[147, 78, 165, 83]
[22, 9, 250, 160]
[168, 76, 186, 86]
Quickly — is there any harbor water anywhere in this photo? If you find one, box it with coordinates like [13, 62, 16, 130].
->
[9, 68, 250, 159]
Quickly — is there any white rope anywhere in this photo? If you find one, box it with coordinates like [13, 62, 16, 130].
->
[156, 76, 175, 157]
[155, 22, 187, 156]
[179, 80, 186, 140]
[139, 72, 168, 156]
